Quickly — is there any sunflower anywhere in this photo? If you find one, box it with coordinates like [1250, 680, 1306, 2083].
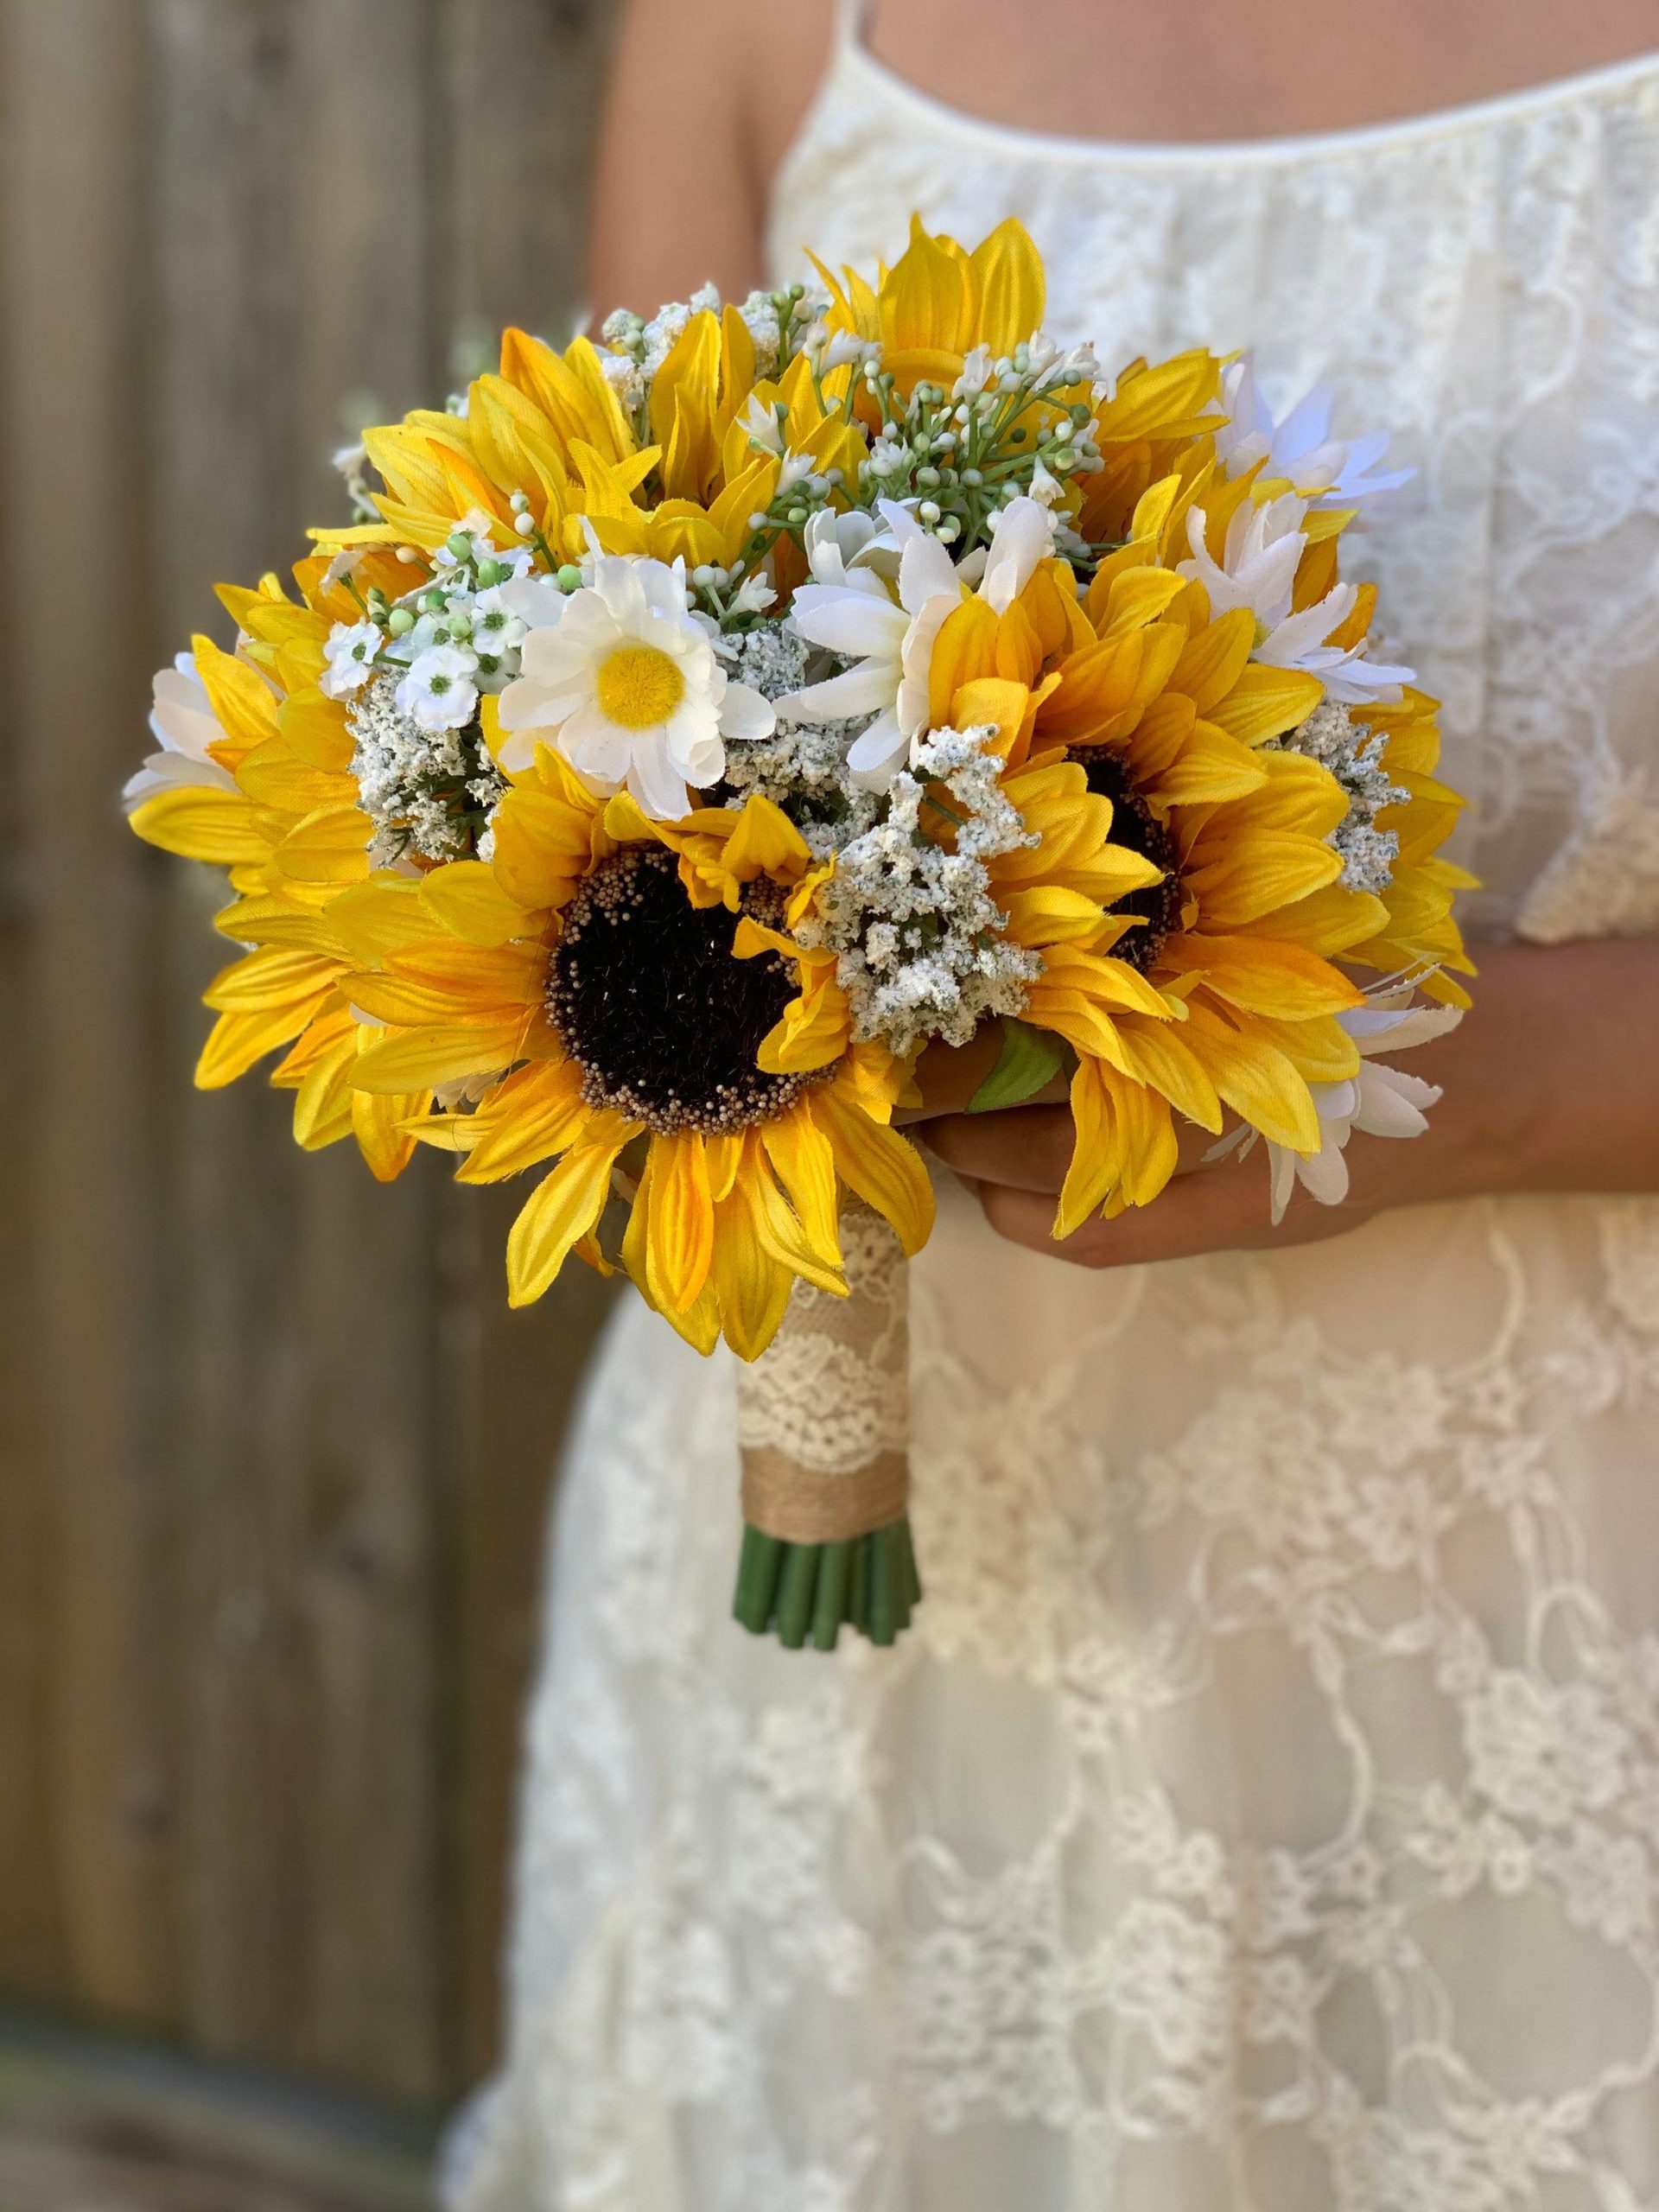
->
[125, 559, 432, 1180]
[815, 213, 1049, 397]
[311, 302, 847, 588]
[1037, 524, 1472, 1225]
[340, 749, 933, 1357]
[861, 463, 1471, 1228]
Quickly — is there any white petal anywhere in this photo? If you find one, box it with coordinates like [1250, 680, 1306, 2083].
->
[496, 676, 589, 733]
[636, 556, 690, 624]
[788, 582, 908, 660]
[557, 702, 632, 785]
[897, 528, 962, 616]
[1352, 1063, 1439, 1138]
[122, 750, 238, 809]
[498, 575, 568, 630]
[895, 595, 957, 736]
[1295, 1139, 1352, 1208]
[1267, 1144, 1300, 1224]
[1274, 385, 1333, 462]
[519, 611, 606, 676]
[716, 682, 776, 742]
[875, 497, 928, 548]
[626, 742, 694, 820]
[845, 709, 908, 791]
[493, 727, 540, 773]
[1357, 1002, 1463, 1055]
[779, 661, 901, 724]
[1255, 586, 1355, 668]
[664, 696, 722, 770]
[980, 496, 1052, 613]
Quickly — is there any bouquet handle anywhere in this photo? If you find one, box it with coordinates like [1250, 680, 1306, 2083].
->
[733, 1202, 921, 1648]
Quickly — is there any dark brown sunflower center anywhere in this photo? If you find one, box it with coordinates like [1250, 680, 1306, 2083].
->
[1074, 749, 1183, 973]
[548, 845, 818, 1135]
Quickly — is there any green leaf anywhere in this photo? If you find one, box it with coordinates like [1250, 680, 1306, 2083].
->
[967, 1018, 1066, 1115]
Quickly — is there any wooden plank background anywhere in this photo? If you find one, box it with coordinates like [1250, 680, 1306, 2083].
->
[0, 0, 619, 2107]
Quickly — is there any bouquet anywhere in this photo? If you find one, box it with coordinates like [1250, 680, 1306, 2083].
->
[127, 217, 1473, 1651]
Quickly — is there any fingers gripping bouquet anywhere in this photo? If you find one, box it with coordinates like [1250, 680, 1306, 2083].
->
[126, 218, 1473, 1651]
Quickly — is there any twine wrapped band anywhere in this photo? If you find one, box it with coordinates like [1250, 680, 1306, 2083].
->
[735, 1201, 911, 1546]
[741, 1445, 907, 1544]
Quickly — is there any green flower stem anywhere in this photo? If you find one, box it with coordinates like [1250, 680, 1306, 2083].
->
[733, 1526, 785, 1632]
[732, 1517, 921, 1650]
[776, 1543, 819, 1649]
[812, 1541, 852, 1651]
[868, 1527, 899, 1646]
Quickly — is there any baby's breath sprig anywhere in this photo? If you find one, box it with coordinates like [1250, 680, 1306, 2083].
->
[856, 340, 1104, 553]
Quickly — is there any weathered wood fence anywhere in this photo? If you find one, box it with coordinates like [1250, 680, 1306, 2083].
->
[0, 0, 617, 2107]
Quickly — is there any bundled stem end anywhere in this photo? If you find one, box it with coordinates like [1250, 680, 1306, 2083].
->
[733, 1516, 922, 1649]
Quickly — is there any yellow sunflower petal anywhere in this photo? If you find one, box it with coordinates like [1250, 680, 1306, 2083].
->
[274, 803, 372, 886]
[1178, 1010, 1321, 1153]
[351, 1015, 533, 1094]
[195, 1002, 319, 1090]
[645, 1131, 715, 1312]
[712, 1176, 796, 1361]
[202, 946, 340, 1014]
[1055, 1059, 1122, 1237]
[810, 1084, 935, 1258]
[1165, 935, 1363, 1020]
[761, 1106, 842, 1270]
[350, 1084, 426, 1183]
[1114, 1020, 1224, 1134]
[130, 786, 269, 866]
[1205, 666, 1325, 745]
[968, 216, 1044, 355]
[506, 1139, 624, 1307]
[419, 859, 536, 948]
[290, 1033, 359, 1150]
[747, 1142, 848, 1297]
[455, 1059, 597, 1184]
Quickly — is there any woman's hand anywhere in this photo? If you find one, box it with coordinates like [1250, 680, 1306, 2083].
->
[908, 939, 1659, 1270]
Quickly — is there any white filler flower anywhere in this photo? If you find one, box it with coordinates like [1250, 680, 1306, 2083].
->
[495, 554, 773, 817]
[320, 619, 382, 698]
[395, 642, 480, 734]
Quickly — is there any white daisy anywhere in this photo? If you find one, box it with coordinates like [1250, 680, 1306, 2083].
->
[123, 652, 240, 810]
[1215, 358, 1414, 512]
[396, 643, 480, 734]
[320, 619, 383, 698]
[494, 553, 774, 817]
[779, 494, 1054, 791]
[1179, 498, 1415, 705]
[1252, 592, 1417, 707]
[1178, 493, 1309, 627]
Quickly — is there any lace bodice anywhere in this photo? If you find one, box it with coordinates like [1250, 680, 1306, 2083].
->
[446, 28, 1659, 2212]
[772, 38, 1659, 945]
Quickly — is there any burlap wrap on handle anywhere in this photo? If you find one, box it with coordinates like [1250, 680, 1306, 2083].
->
[736, 1202, 910, 1544]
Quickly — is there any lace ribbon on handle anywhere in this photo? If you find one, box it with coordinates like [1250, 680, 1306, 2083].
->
[737, 1202, 910, 1543]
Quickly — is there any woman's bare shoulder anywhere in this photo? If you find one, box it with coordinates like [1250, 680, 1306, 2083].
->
[588, 0, 836, 311]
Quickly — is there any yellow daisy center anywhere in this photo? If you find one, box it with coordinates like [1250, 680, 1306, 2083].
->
[597, 642, 684, 730]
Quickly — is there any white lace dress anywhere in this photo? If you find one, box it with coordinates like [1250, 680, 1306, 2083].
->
[446, 29, 1659, 2210]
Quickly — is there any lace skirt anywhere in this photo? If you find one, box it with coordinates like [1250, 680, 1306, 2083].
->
[444, 1176, 1659, 2211]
